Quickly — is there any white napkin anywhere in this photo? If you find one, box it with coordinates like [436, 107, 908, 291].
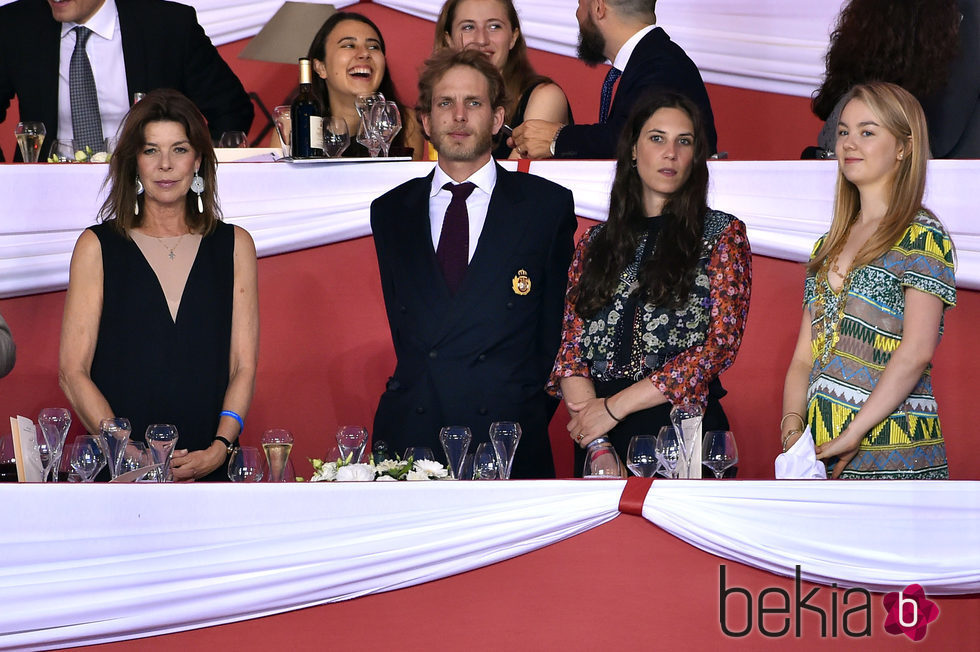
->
[774, 426, 827, 479]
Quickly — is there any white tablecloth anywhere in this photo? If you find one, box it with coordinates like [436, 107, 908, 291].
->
[0, 480, 977, 650]
[1, 159, 977, 299]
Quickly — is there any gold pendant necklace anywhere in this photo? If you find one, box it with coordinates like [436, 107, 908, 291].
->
[815, 255, 853, 367]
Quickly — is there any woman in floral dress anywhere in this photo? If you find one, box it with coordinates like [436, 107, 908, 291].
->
[781, 82, 956, 479]
[548, 93, 752, 473]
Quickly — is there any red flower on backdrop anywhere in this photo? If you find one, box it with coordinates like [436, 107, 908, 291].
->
[882, 584, 939, 641]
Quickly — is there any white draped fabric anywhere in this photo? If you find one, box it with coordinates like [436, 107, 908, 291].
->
[0, 480, 977, 650]
[2, 159, 977, 299]
[0, 0, 846, 96]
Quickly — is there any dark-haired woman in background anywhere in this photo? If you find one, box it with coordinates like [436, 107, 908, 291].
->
[308, 12, 424, 159]
[59, 89, 258, 481]
[435, 0, 571, 159]
[548, 93, 751, 471]
[812, 0, 978, 159]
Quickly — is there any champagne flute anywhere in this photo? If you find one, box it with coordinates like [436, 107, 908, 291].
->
[356, 120, 383, 158]
[228, 446, 264, 482]
[702, 430, 739, 479]
[336, 426, 368, 463]
[655, 426, 681, 479]
[489, 421, 521, 480]
[15, 121, 46, 162]
[626, 435, 660, 478]
[322, 116, 350, 157]
[69, 435, 105, 482]
[261, 429, 294, 482]
[144, 423, 178, 482]
[369, 101, 401, 157]
[38, 407, 71, 482]
[438, 426, 472, 479]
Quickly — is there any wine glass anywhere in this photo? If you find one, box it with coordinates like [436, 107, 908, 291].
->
[15, 121, 46, 162]
[272, 105, 292, 157]
[626, 435, 660, 478]
[38, 408, 71, 482]
[322, 116, 350, 157]
[228, 446, 264, 482]
[702, 430, 739, 479]
[438, 426, 472, 479]
[261, 429, 294, 482]
[403, 447, 435, 462]
[336, 426, 368, 463]
[489, 421, 521, 480]
[471, 442, 498, 479]
[369, 101, 401, 157]
[655, 426, 681, 479]
[48, 139, 76, 162]
[69, 435, 105, 482]
[218, 131, 249, 148]
[99, 417, 132, 479]
[144, 423, 178, 482]
[583, 439, 624, 478]
[356, 120, 383, 158]
[354, 92, 385, 120]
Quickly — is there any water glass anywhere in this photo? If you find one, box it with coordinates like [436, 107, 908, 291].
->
[228, 446, 264, 482]
[489, 421, 521, 480]
[272, 105, 291, 157]
[15, 121, 46, 162]
[626, 435, 660, 478]
[439, 426, 472, 479]
[471, 442, 498, 480]
[336, 425, 368, 463]
[702, 430, 738, 479]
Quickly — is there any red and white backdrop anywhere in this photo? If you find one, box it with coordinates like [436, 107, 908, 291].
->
[1, 2, 978, 649]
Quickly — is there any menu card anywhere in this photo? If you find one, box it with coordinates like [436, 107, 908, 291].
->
[9, 415, 43, 482]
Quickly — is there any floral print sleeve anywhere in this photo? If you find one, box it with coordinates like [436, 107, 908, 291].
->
[546, 226, 600, 397]
[647, 219, 752, 408]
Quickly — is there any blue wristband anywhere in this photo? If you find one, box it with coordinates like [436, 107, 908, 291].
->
[220, 410, 244, 434]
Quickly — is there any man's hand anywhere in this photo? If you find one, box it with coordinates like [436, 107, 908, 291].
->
[510, 119, 561, 159]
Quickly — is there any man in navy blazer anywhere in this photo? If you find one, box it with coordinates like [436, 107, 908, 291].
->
[0, 0, 253, 161]
[370, 49, 576, 478]
[512, 0, 717, 159]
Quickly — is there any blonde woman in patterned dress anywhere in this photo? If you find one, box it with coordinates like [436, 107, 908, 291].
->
[781, 82, 956, 479]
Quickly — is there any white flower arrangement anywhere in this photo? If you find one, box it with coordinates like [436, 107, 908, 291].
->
[309, 454, 448, 482]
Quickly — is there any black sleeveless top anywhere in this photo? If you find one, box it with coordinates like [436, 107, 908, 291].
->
[492, 79, 574, 159]
[89, 221, 234, 481]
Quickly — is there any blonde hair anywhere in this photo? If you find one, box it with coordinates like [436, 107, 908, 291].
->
[808, 81, 932, 274]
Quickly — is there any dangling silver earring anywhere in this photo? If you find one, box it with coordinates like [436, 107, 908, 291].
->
[135, 175, 144, 215]
[191, 170, 205, 213]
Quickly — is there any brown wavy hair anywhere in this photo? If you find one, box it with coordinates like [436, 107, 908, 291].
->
[433, 0, 548, 125]
[808, 82, 932, 275]
[416, 48, 508, 139]
[812, 0, 960, 120]
[99, 89, 220, 236]
[574, 92, 709, 318]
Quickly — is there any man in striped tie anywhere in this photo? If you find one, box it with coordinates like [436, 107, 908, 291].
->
[511, 0, 717, 159]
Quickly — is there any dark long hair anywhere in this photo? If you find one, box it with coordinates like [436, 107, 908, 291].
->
[434, 0, 548, 125]
[307, 12, 408, 147]
[812, 0, 960, 120]
[575, 92, 709, 318]
[99, 89, 220, 236]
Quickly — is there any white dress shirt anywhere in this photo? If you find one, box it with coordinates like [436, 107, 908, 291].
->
[429, 159, 498, 262]
[57, 0, 130, 144]
[612, 24, 657, 72]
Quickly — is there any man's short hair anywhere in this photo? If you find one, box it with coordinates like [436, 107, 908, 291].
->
[607, 0, 657, 23]
[415, 48, 509, 119]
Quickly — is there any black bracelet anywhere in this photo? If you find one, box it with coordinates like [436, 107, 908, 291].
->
[215, 435, 235, 453]
[603, 397, 623, 423]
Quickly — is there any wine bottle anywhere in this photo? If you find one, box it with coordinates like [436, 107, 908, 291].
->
[290, 57, 323, 158]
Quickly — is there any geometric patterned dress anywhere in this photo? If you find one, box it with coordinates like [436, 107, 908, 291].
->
[803, 210, 956, 479]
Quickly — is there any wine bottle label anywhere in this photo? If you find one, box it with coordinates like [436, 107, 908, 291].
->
[309, 116, 323, 149]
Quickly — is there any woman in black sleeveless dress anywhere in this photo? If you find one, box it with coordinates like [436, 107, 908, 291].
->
[59, 89, 258, 481]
